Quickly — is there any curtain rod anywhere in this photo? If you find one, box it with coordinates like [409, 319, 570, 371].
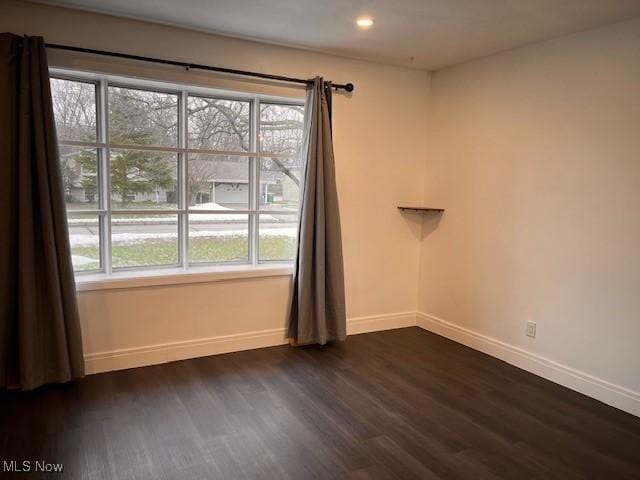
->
[45, 43, 355, 92]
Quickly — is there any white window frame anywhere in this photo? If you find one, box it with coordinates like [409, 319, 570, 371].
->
[52, 68, 304, 283]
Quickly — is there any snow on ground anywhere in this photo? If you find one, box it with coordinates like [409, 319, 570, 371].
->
[71, 255, 99, 266]
[70, 227, 297, 247]
[191, 202, 230, 210]
[67, 202, 295, 225]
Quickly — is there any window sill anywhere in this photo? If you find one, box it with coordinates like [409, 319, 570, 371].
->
[75, 264, 294, 292]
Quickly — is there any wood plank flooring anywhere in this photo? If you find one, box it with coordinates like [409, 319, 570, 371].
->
[1, 327, 639, 479]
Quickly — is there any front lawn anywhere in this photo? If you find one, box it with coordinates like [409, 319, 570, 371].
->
[71, 234, 295, 271]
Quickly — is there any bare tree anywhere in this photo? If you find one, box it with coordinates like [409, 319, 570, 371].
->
[187, 154, 217, 205]
[260, 104, 304, 186]
[51, 78, 96, 141]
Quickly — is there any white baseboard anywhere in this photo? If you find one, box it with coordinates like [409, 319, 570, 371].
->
[347, 311, 417, 335]
[416, 312, 640, 418]
[84, 311, 417, 375]
[84, 328, 288, 374]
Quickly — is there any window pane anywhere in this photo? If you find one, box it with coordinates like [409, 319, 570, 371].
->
[188, 155, 249, 210]
[110, 150, 178, 209]
[59, 146, 99, 210]
[259, 214, 297, 262]
[111, 214, 178, 269]
[188, 96, 250, 151]
[68, 214, 101, 272]
[188, 214, 248, 264]
[50, 78, 97, 142]
[109, 87, 178, 147]
[260, 103, 304, 156]
[259, 157, 301, 211]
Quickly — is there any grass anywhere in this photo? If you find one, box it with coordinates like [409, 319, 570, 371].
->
[72, 234, 295, 272]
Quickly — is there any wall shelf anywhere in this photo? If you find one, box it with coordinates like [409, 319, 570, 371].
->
[398, 206, 445, 213]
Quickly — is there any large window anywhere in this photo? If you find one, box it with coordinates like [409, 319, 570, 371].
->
[50, 71, 304, 275]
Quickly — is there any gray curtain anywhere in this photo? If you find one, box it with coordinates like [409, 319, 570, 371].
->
[0, 33, 84, 389]
[287, 77, 346, 345]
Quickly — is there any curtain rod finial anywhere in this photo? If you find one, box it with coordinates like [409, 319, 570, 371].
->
[344, 83, 354, 92]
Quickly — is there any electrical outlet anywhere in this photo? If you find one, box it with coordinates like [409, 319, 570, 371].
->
[526, 321, 536, 338]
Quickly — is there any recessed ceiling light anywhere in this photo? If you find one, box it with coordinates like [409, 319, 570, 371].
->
[356, 17, 374, 29]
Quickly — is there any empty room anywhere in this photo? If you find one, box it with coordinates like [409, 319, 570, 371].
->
[1, 0, 640, 478]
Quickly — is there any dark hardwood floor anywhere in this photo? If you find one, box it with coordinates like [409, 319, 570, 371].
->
[1, 327, 639, 479]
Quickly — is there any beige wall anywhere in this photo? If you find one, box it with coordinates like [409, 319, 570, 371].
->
[2, 0, 429, 355]
[419, 17, 640, 393]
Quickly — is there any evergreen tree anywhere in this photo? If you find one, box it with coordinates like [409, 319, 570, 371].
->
[71, 88, 177, 206]
[108, 132, 174, 206]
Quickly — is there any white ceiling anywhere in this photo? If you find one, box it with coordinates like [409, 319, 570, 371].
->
[33, 0, 640, 70]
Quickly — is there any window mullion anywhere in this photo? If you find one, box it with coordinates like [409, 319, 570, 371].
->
[249, 96, 260, 265]
[99, 78, 112, 275]
[179, 89, 189, 269]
